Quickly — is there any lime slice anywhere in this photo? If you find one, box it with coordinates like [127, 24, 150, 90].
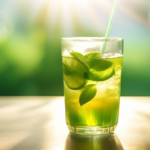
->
[63, 57, 88, 90]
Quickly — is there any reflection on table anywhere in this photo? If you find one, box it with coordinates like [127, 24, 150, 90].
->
[65, 133, 124, 150]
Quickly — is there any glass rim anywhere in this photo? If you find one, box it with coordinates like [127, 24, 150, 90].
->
[61, 37, 123, 42]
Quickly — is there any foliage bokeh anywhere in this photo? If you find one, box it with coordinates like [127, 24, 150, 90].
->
[0, 0, 150, 96]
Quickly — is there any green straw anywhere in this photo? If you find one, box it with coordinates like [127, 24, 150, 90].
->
[102, 0, 119, 54]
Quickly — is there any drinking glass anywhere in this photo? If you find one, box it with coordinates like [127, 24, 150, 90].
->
[61, 37, 123, 134]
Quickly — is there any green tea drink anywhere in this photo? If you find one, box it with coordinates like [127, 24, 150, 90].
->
[61, 37, 123, 134]
[63, 52, 123, 134]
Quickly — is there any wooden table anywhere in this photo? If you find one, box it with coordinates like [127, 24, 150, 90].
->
[0, 97, 150, 150]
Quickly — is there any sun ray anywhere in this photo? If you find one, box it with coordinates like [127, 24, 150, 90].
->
[72, 2, 101, 34]
[61, 1, 74, 36]
[48, 1, 62, 31]
[71, 0, 113, 35]
[29, 0, 45, 20]
[118, 4, 149, 27]
[19, 0, 149, 37]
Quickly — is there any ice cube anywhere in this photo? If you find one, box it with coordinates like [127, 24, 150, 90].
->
[102, 53, 123, 58]
[102, 53, 114, 58]
[63, 49, 71, 56]
[84, 47, 100, 55]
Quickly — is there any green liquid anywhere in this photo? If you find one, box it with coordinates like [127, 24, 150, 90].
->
[63, 54, 123, 127]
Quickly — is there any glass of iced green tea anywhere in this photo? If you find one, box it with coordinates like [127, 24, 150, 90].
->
[61, 37, 123, 134]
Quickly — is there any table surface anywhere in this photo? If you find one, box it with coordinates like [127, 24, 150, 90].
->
[0, 97, 150, 150]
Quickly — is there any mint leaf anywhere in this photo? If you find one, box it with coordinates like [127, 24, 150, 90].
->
[79, 58, 91, 68]
[83, 52, 101, 59]
[84, 68, 114, 81]
[79, 84, 97, 106]
[84, 59, 114, 81]
[63, 63, 76, 75]
[90, 59, 112, 71]
[70, 50, 83, 58]
[79, 52, 101, 68]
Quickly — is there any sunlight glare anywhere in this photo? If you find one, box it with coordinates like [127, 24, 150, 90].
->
[61, 1, 74, 36]
[55, 0, 87, 5]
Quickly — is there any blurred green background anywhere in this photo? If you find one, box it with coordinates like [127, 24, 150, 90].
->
[0, 0, 150, 96]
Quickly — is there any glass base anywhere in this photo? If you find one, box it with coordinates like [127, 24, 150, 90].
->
[68, 124, 117, 135]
